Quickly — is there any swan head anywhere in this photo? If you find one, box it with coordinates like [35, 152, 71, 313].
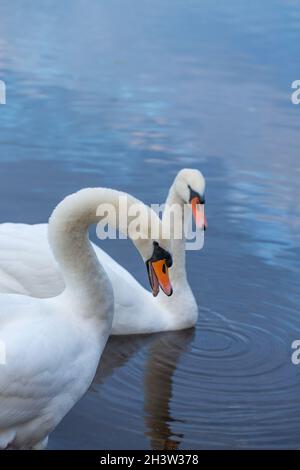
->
[127, 207, 173, 298]
[174, 168, 207, 231]
[135, 238, 173, 298]
[146, 241, 173, 297]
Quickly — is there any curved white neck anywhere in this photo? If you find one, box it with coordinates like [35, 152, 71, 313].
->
[48, 188, 146, 322]
[158, 183, 198, 323]
[162, 184, 188, 287]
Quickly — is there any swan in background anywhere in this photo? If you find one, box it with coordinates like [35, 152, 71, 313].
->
[0, 168, 206, 333]
[0, 188, 172, 449]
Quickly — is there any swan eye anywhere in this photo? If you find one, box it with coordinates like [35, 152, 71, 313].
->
[188, 185, 205, 205]
[151, 241, 172, 267]
[146, 243, 173, 297]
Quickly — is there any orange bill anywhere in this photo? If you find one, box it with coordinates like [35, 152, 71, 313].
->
[191, 197, 207, 231]
[147, 259, 173, 297]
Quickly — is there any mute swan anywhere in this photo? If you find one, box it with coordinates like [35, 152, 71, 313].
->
[0, 188, 172, 449]
[0, 169, 206, 334]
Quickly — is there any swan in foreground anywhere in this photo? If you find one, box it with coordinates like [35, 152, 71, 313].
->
[0, 188, 172, 449]
[0, 169, 206, 334]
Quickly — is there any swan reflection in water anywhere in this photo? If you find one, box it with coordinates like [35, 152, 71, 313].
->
[143, 329, 194, 449]
[93, 328, 195, 450]
[49, 327, 194, 449]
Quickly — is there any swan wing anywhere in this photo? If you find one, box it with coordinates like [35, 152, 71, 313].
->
[0, 223, 159, 334]
[0, 295, 96, 446]
[0, 222, 149, 302]
[0, 224, 63, 297]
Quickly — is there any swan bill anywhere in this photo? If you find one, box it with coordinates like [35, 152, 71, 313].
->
[147, 259, 173, 297]
[191, 196, 207, 231]
[146, 242, 173, 297]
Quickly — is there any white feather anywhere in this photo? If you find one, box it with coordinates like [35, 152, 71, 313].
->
[0, 187, 166, 449]
[0, 170, 206, 336]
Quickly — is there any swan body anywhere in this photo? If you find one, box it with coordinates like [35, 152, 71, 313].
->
[0, 294, 107, 449]
[0, 188, 168, 449]
[0, 169, 206, 334]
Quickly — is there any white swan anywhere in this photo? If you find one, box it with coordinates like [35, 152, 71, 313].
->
[0, 188, 172, 449]
[0, 169, 206, 334]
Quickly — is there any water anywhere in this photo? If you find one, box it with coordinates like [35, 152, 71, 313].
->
[0, 0, 300, 449]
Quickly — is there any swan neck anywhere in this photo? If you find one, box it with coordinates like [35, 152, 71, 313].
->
[48, 188, 145, 319]
[163, 184, 187, 285]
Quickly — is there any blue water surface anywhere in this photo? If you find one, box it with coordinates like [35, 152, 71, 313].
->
[0, 0, 300, 449]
